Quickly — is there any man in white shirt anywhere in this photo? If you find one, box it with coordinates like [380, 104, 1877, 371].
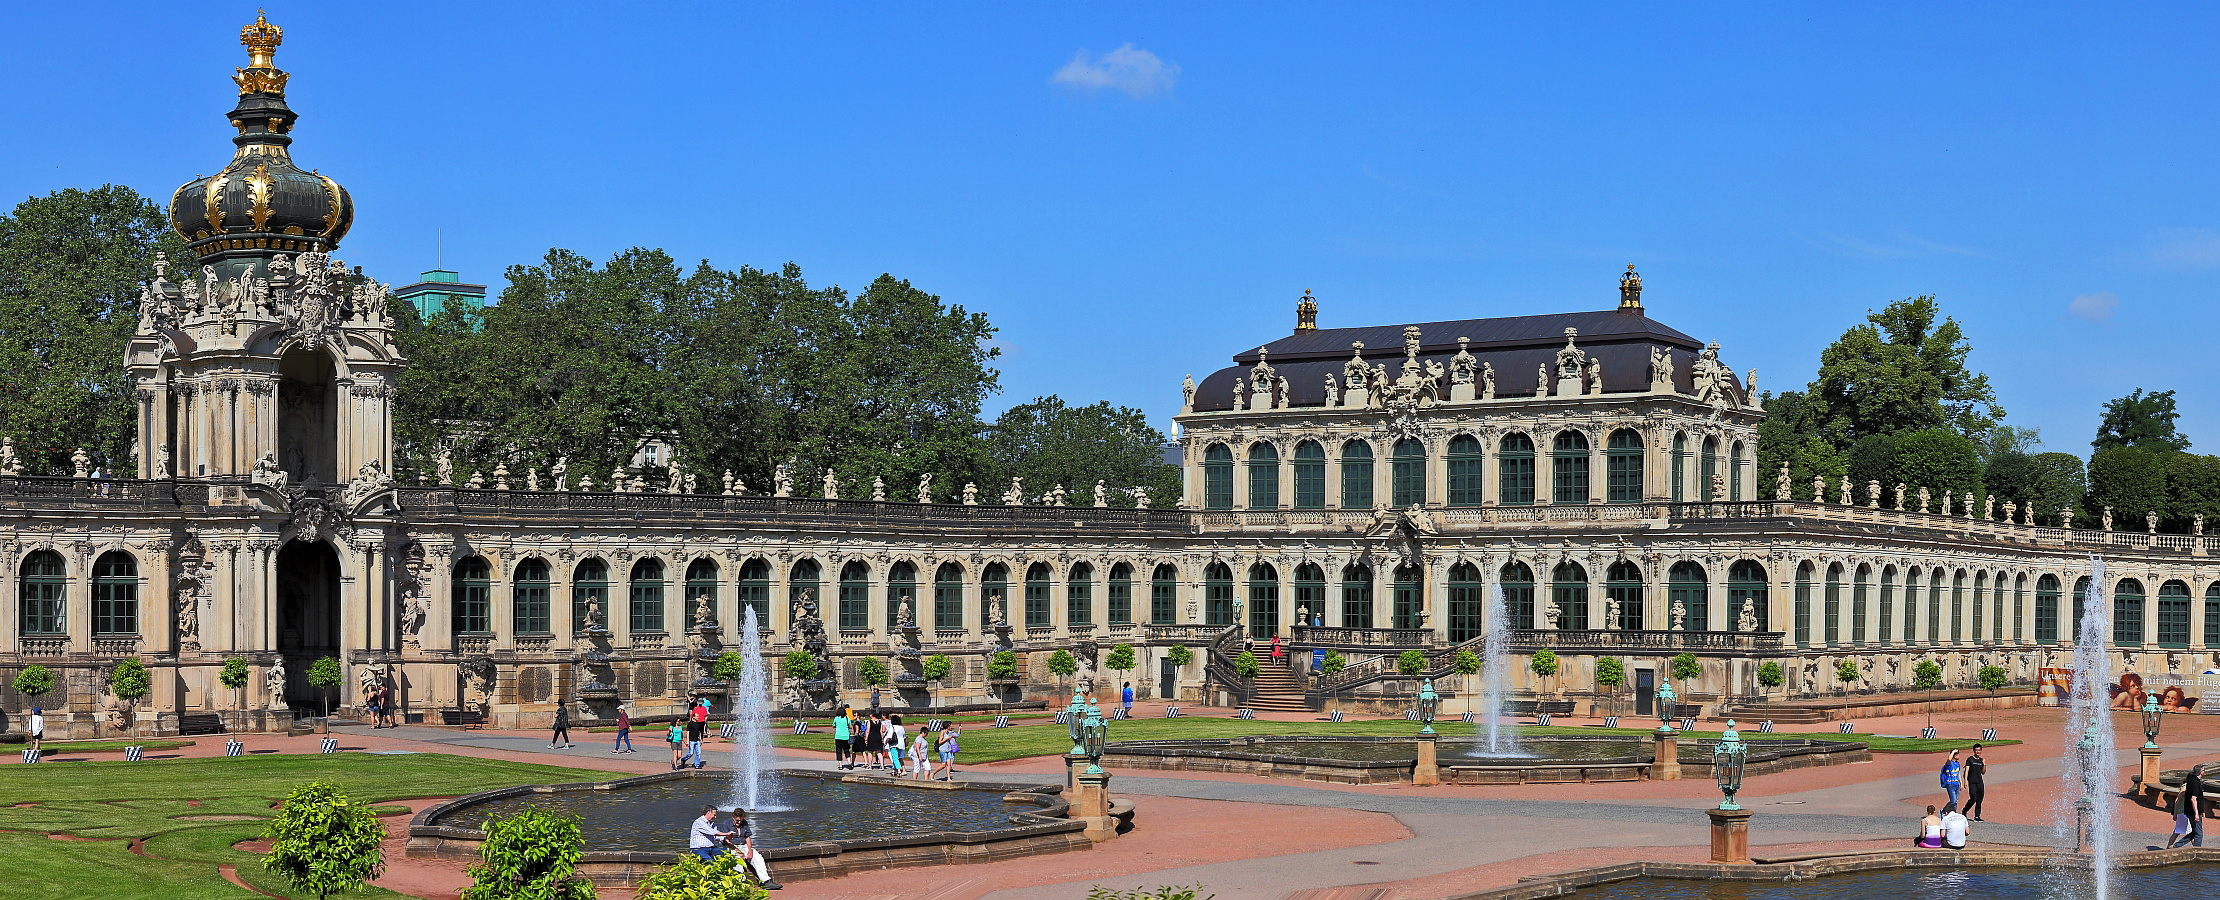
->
[27, 707, 43, 759]
[1939, 802, 1970, 849]
[687, 805, 729, 861]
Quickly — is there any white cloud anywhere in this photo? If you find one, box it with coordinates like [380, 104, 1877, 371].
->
[1052, 44, 1178, 98]
[2068, 291, 2119, 321]
[2147, 228, 2220, 268]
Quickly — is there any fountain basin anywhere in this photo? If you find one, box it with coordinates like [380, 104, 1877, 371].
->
[1462, 850, 2220, 899]
[1103, 735, 1867, 785]
[409, 770, 1092, 886]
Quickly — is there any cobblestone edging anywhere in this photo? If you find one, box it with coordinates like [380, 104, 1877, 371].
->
[1446, 847, 2220, 899]
[1104, 736, 1869, 785]
[406, 769, 1092, 886]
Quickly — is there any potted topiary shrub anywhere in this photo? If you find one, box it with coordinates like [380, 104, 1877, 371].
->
[1595, 657, 1626, 717]
[220, 657, 252, 727]
[1913, 658, 1944, 731]
[108, 658, 151, 737]
[1047, 649, 1079, 689]
[858, 657, 890, 692]
[986, 650, 1021, 687]
[1755, 660, 1784, 699]
[306, 655, 342, 727]
[1834, 658, 1861, 696]
[1397, 649, 1427, 676]
[1529, 649, 1559, 699]
[1977, 663, 2008, 735]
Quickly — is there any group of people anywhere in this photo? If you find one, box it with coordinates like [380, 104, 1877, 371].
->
[687, 805, 781, 890]
[667, 698, 712, 769]
[830, 706, 964, 780]
[363, 685, 398, 728]
[1917, 747, 1987, 849]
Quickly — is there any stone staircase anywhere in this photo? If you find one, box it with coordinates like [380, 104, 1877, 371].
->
[1245, 660, 1312, 713]
[1717, 703, 1830, 725]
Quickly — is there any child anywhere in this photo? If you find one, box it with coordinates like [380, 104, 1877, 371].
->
[667, 719, 686, 770]
[885, 714, 906, 775]
[938, 724, 961, 780]
[911, 726, 933, 780]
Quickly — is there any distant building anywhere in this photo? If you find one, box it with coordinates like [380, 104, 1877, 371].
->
[393, 268, 487, 325]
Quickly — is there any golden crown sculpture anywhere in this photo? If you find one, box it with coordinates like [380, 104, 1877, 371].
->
[233, 11, 289, 96]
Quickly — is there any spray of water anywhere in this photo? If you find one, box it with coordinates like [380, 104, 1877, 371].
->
[730, 606, 784, 812]
[1478, 582, 1517, 754]
[2052, 557, 2114, 900]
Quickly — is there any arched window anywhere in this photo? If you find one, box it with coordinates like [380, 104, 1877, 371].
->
[1447, 563, 1484, 641]
[1671, 434, 1688, 503]
[1823, 564, 1843, 646]
[1024, 562, 1053, 628]
[982, 562, 1009, 629]
[1928, 573, 1944, 645]
[1391, 439, 1427, 507]
[889, 561, 917, 630]
[1341, 564, 1374, 628]
[1340, 441, 1374, 510]
[1606, 429, 1643, 503]
[1203, 444, 1234, 510]
[1204, 563, 1234, 627]
[736, 558, 770, 629]
[2036, 574, 2061, 644]
[1729, 442, 1746, 501]
[1951, 571, 1967, 644]
[1499, 433, 1536, 506]
[1992, 572, 2008, 643]
[1700, 437, 1719, 501]
[1851, 565, 1870, 646]
[2012, 574, 2026, 643]
[1879, 566, 1897, 643]
[1606, 561, 1642, 631]
[1447, 435, 1484, 506]
[1393, 564, 1424, 630]
[2115, 578, 2145, 647]
[1150, 564, 1178, 625]
[934, 563, 965, 630]
[1668, 561, 1706, 631]
[1293, 441, 1326, 509]
[687, 558, 720, 630]
[1248, 443, 1280, 510]
[630, 558, 667, 634]
[1501, 561, 1536, 629]
[1248, 564, 1280, 639]
[1728, 561, 1769, 633]
[1068, 562, 1095, 627]
[2072, 576, 2091, 643]
[1971, 572, 1987, 642]
[788, 559, 820, 627]
[1107, 563, 1134, 625]
[1551, 561, 1588, 631]
[572, 559, 609, 633]
[19, 550, 66, 636]
[1793, 563, 1814, 646]
[453, 556, 493, 635]
[2157, 580, 2191, 648]
[513, 558, 552, 635]
[1552, 431, 1590, 504]
[1286, 563, 1322, 629]
[91, 551, 138, 636]
[838, 560, 869, 630]
[1904, 568, 1925, 642]
[2207, 583, 2220, 650]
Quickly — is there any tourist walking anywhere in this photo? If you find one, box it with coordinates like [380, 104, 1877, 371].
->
[550, 704, 572, 749]
[687, 805, 730, 861]
[685, 698, 709, 768]
[1939, 749, 1963, 809]
[832, 706, 853, 769]
[863, 712, 885, 769]
[377, 687, 397, 728]
[26, 707, 42, 760]
[938, 724, 961, 780]
[721, 808, 782, 890]
[613, 705, 635, 753]
[1963, 744, 1986, 821]
[1939, 802, 1970, 849]
[869, 687, 881, 716]
[1913, 804, 1943, 848]
[911, 726, 933, 779]
[2170, 763, 2206, 848]
[668, 719, 686, 769]
[1122, 681, 1134, 717]
[885, 714, 906, 775]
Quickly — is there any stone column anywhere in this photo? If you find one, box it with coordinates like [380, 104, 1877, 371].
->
[1426, 437, 1448, 508]
[1481, 438, 1500, 507]
[2141, 745, 2164, 799]
[1325, 445, 1343, 510]
[1074, 768, 1117, 842]
[1652, 728, 1681, 780]
[1707, 807, 1752, 863]
[492, 553, 514, 650]
[1707, 576, 1730, 633]
[68, 542, 92, 654]
[1414, 733, 1440, 786]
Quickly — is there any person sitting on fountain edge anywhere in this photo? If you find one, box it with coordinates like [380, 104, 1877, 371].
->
[1939, 802, 1970, 850]
[722, 808, 781, 890]
[688, 805, 731, 861]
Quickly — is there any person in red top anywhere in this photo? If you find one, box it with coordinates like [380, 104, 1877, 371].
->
[685, 698, 710, 768]
[612, 704, 634, 753]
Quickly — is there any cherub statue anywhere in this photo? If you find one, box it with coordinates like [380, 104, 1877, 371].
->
[917, 473, 934, 504]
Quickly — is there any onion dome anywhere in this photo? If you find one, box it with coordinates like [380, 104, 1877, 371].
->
[167, 13, 353, 267]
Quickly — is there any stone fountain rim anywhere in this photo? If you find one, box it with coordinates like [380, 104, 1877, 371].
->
[1449, 847, 2220, 900]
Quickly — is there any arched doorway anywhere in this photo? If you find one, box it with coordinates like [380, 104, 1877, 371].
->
[276, 540, 342, 711]
[277, 349, 338, 483]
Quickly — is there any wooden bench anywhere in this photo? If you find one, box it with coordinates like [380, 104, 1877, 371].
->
[178, 713, 225, 736]
[439, 707, 487, 729]
[1502, 700, 1577, 718]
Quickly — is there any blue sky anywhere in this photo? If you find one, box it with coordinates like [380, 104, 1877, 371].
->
[7, 4, 2218, 453]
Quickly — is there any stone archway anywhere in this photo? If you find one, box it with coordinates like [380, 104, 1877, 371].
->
[275, 540, 342, 711]
[276, 348, 338, 483]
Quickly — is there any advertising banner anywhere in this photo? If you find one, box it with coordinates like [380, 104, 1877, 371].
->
[2038, 666, 2220, 713]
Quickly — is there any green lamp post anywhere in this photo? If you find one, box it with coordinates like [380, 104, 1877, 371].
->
[1416, 678, 1440, 737]
[1080, 697, 1109, 776]
[1655, 677, 1678, 735]
[1713, 719, 1748, 811]
[1066, 686, 1088, 756]
[2141, 692, 2162, 750]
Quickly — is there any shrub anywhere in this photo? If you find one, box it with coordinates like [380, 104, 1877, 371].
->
[263, 780, 387, 899]
[1595, 657, 1625, 690]
[1233, 650, 1261, 679]
[12, 664, 54, 700]
[1913, 659, 1943, 690]
[712, 651, 745, 682]
[1104, 643, 1137, 673]
[307, 656, 342, 718]
[1978, 664, 2008, 692]
[921, 654, 952, 681]
[1529, 649, 1559, 679]
[1320, 650, 1346, 675]
[782, 650, 819, 681]
[1835, 659, 1860, 684]
[219, 657, 251, 691]
[1450, 649, 1482, 675]
[460, 809, 594, 900]
[1047, 649, 1079, 681]
[1165, 644, 1193, 667]
[858, 657, 889, 687]
[1669, 653, 1701, 682]
[1397, 649, 1427, 676]
[636, 850, 767, 900]
[109, 658, 151, 703]
[987, 650, 1020, 680]
[1756, 661, 1784, 688]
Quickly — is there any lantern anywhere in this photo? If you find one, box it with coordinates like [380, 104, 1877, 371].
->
[2142, 691, 2163, 750]
[1416, 678, 1440, 736]
[1066, 687, 1087, 756]
[1081, 704, 1109, 775]
[1655, 677, 1678, 734]
[1712, 719, 1748, 810]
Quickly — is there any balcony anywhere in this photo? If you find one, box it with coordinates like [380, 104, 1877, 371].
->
[1289, 626, 1436, 650]
[454, 634, 494, 656]
[1502, 628, 1784, 653]
[1142, 624, 1226, 645]
[396, 487, 1192, 534]
[17, 636, 68, 656]
[514, 635, 555, 655]
[91, 635, 142, 656]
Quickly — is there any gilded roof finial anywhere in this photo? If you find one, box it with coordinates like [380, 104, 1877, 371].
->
[1618, 263, 1643, 312]
[1295, 288, 1317, 332]
[234, 11, 289, 97]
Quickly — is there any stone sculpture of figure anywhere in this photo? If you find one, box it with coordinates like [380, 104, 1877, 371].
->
[1587, 357, 1603, 395]
[1983, 494, 1995, 520]
[1669, 596, 1688, 631]
[1691, 342, 1731, 406]
[436, 448, 454, 485]
[871, 477, 885, 502]
[1868, 480, 1881, 508]
[821, 469, 839, 499]
[1839, 475, 1852, 506]
[70, 447, 91, 478]
[667, 450, 685, 493]
[1775, 463, 1791, 501]
[1710, 473, 1728, 501]
[1250, 349, 1277, 404]
[1343, 342, 1370, 400]
[1895, 482, 1907, 511]
[1231, 378, 1245, 411]
[2103, 506, 2114, 531]
[693, 591, 713, 629]
[1737, 597, 1759, 633]
[1276, 375, 1291, 409]
[722, 470, 735, 495]
[251, 452, 287, 491]
[2197, 514, 2207, 537]
[550, 456, 568, 491]
[1939, 491, 1952, 516]
[1094, 480, 1109, 508]
[1744, 369, 1757, 403]
[1448, 336, 1477, 398]
[1535, 363, 1550, 398]
[265, 656, 287, 702]
[987, 592, 1009, 629]
[773, 463, 792, 497]
[963, 482, 978, 505]
[175, 586, 200, 651]
[357, 663, 386, 700]
[1918, 487, 1931, 514]
[1369, 363, 1392, 407]
[583, 593, 604, 631]
[152, 443, 172, 479]
[104, 692, 127, 735]
[1006, 477, 1025, 506]
[2148, 511, 2159, 534]
[1481, 361, 1496, 400]
[525, 467, 540, 492]
[1603, 596, 1621, 630]
[898, 594, 915, 628]
[1812, 475, 1826, 504]
[918, 473, 934, 504]
[1323, 372, 1339, 407]
[1181, 374, 1196, 410]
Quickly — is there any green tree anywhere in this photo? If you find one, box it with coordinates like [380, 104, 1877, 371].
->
[220, 657, 252, 711]
[1045, 650, 1079, 685]
[1104, 644, 1136, 677]
[635, 850, 767, 900]
[712, 651, 745, 683]
[987, 650, 1020, 680]
[1783, 435, 1848, 499]
[857, 657, 889, 688]
[1397, 649, 1427, 676]
[1530, 649, 1559, 695]
[0, 186, 188, 475]
[1755, 390, 1838, 490]
[263, 780, 387, 899]
[782, 650, 819, 682]
[1809, 295, 2003, 441]
[460, 809, 595, 900]
[109, 658, 151, 735]
[2162, 453, 2220, 533]
[2088, 445, 2168, 528]
[1843, 433, 1900, 497]
[307, 656, 342, 719]
[981, 396, 1178, 507]
[1834, 659, 1861, 688]
[2093, 388, 2190, 454]
[1977, 424, 2044, 464]
[1452, 649, 1482, 676]
[1755, 661, 1784, 689]
[1884, 429, 1984, 502]
[1977, 665, 2009, 693]
[1984, 450, 2087, 525]
[1164, 645, 1192, 667]
[1320, 650, 1346, 675]
[1670, 653, 1702, 682]
[12, 664, 54, 703]
[1595, 657, 1625, 690]
[1232, 650, 1260, 679]
[1912, 659, 1943, 690]
[921, 654, 952, 681]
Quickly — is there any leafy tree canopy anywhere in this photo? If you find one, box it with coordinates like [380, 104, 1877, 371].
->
[1884, 429, 1984, 501]
[983, 396, 1177, 507]
[263, 780, 387, 899]
[2093, 388, 2190, 454]
[1984, 451, 2086, 526]
[1809, 295, 2003, 443]
[2087, 445, 2169, 527]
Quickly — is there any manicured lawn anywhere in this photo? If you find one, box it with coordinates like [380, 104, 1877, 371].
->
[585, 711, 1054, 733]
[20, 739, 197, 754]
[769, 717, 2013, 763]
[0, 752, 612, 900]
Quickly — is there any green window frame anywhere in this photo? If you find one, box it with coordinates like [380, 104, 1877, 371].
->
[888, 562, 917, 630]
[1498, 433, 1535, 506]
[982, 563, 1009, 629]
[1501, 562, 1536, 629]
[1203, 444, 1234, 510]
[1606, 561, 1642, 631]
[1292, 441, 1326, 509]
[513, 558, 551, 635]
[1671, 434, 1687, 503]
[1793, 564, 1813, 646]
[2206, 583, 2220, 649]
[1247, 564, 1280, 640]
[2072, 577, 2089, 643]
[1952, 572, 1966, 643]
[1928, 577, 1943, 644]
[2036, 575, 2060, 644]
[1606, 429, 1643, 503]
[1247, 443, 1280, 510]
[1447, 435, 1484, 506]
[1293, 564, 1325, 627]
[572, 559, 610, 633]
[1391, 439, 1426, 508]
[1971, 573, 1986, 643]
[2157, 580, 2191, 648]
[1552, 562, 1588, 631]
[1204, 563, 1234, 627]
[1024, 563, 1052, 629]
[1341, 565, 1374, 629]
[1107, 563, 1133, 624]
[934, 563, 965, 630]
[1150, 565, 1178, 625]
[1340, 441, 1374, 510]
[2115, 578, 2144, 647]
[1668, 561, 1705, 631]
[687, 558, 721, 630]
[1552, 431, 1590, 504]
[91, 551, 137, 636]
[1699, 438, 1718, 501]
[1729, 443, 1746, 501]
[1392, 565, 1424, 630]
[838, 561, 869, 630]
[736, 558, 770, 630]
[1727, 560, 1768, 633]
[1850, 566, 1869, 646]
[1068, 563, 1094, 627]
[1878, 568, 1896, 643]
[630, 558, 668, 635]
[454, 556, 493, 636]
[1823, 565, 1842, 646]
[1447, 563, 1484, 642]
